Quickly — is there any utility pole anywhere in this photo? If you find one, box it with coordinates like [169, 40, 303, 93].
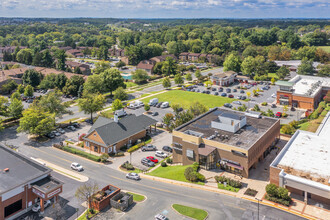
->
[255, 198, 261, 220]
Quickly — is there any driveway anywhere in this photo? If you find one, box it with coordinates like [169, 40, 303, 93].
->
[108, 130, 172, 170]
[125, 105, 174, 122]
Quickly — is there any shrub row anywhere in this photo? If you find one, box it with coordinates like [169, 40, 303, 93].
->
[265, 195, 290, 207]
[214, 176, 242, 189]
[53, 144, 101, 162]
[310, 101, 325, 119]
[265, 183, 292, 206]
[127, 142, 144, 153]
[121, 161, 134, 170]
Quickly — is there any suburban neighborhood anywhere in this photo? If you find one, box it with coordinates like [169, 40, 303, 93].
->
[0, 15, 329, 220]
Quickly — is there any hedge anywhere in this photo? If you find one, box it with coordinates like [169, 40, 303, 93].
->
[265, 195, 290, 206]
[214, 176, 242, 188]
[184, 165, 205, 183]
[53, 144, 101, 162]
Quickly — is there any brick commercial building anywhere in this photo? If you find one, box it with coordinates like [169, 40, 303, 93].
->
[210, 71, 237, 86]
[0, 144, 63, 220]
[276, 75, 330, 110]
[270, 112, 330, 205]
[172, 108, 280, 178]
[83, 114, 157, 154]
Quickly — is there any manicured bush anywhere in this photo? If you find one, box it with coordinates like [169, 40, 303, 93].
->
[121, 162, 134, 170]
[196, 172, 206, 182]
[161, 162, 167, 167]
[265, 183, 292, 206]
[127, 142, 144, 153]
[100, 153, 109, 162]
[261, 102, 268, 106]
[166, 158, 173, 164]
[60, 146, 101, 162]
[192, 162, 199, 172]
[266, 183, 278, 197]
[265, 195, 291, 206]
[244, 188, 258, 197]
[214, 176, 242, 188]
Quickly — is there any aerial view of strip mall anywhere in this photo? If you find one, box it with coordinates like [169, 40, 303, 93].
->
[0, 1, 329, 220]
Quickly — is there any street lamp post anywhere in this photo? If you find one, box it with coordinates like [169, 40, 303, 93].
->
[255, 198, 261, 220]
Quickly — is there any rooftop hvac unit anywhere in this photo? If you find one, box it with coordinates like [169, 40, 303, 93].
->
[225, 135, 229, 140]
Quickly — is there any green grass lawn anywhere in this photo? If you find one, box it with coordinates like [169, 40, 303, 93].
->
[142, 90, 236, 108]
[127, 192, 146, 202]
[172, 204, 208, 220]
[77, 209, 99, 220]
[268, 73, 279, 80]
[147, 165, 204, 185]
[298, 116, 325, 132]
[125, 81, 138, 88]
[218, 183, 240, 192]
[318, 46, 330, 53]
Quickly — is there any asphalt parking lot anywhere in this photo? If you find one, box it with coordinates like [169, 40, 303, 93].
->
[108, 130, 172, 171]
[125, 105, 174, 122]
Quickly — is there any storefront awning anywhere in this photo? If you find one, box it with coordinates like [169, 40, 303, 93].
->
[226, 162, 243, 170]
[31, 176, 63, 200]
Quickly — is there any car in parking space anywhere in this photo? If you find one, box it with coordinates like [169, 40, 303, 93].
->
[155, 214, 167, 220]
[72, 122, 80, 128]
[240, 90, 245, 93]
[141, 144, 157, 151]
[228, 94, 234, 98]
[67, 125, 76, 131]
[51, 131, 61, 136]
[219, 87, 223, 92]
[71, 162, 84, 171]
[271, 93, 276, 98]
[214, 92, 219, 95]
[141, 158, 155, 167]
[196, 89, 200, 92]
[233, 89, 237, 92]
[232, 101, 242, 105]
[221, 93, 227, 97]
[206, 90, 210, 94]
[85, 119, 93, 124]
[226, 88, 231, 93]
[161, 102, 169, 108]
[275, 112, 282, 118]
[156, 102, 163, 108]
[271, 104, 277, 108]
[177, 107, 183, 112]
[32, 200, 51, 212]
[152, 112, 159, 116]
[202, 90, 206, 93]
[291, 107, 296, 111]
[223, 103, 233, 108]
[162, 146, 173, 153]
[57, 128, 65, 134]
[45, 132, 55, 139]
[155, 151, 168, 158]
[126, 172, 141, 180]
[147, 156, 159, 163]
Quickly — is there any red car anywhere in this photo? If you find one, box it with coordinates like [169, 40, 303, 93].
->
[146, 156, 158, 163]
[275, 112, 282, 118]
[228, 94, 234, 98]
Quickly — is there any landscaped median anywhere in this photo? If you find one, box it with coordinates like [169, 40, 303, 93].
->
[172, 204, 208, 220]
[53, 144, 104, 162]
[126, 192, 146, 202]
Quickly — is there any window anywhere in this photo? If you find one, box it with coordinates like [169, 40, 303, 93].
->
[5, 199, 22, 217]
[101, 147, 105, 153]
[85, 141, 90, 147]
[108, 147, 112, 153]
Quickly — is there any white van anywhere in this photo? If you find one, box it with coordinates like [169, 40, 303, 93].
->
[135, 100, 144, 108]
[149, 98, 159, 106]
[115, 109, 127, 117]
[161, 102, 169, 108]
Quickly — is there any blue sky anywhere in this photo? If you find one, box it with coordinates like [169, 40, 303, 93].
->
[0, 0, 329, 18]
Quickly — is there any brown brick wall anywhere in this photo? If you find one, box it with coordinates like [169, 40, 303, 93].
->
[269, 166, 282, 186]
[0, 186, 28, 220]
[286, 186, 304, 196]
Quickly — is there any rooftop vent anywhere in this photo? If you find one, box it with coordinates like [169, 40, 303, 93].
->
[4, 168, 9, 172]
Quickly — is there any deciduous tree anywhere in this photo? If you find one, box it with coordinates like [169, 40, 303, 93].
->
[78, 93, 106, 121]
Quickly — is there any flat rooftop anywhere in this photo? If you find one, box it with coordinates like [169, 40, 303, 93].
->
[275, 112, 330, 183]
[274, 60, 320, 68]
[0, 144, 51, 194]
[176, 108, 278, 150]
[289, 75, 330, 97]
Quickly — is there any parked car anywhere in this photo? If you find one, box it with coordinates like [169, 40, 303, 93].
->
[240, 90, 245, 93]
[162, 146, 173, 153]
[291, 107, 296, 111]
[221, 93, 227, 97]
[223, 103, 233, 108]
[126, 172, 140, 180]
[149, 98, 159, 106]
[67, 125, 76, 131]
[177, 107, 183, 112]
[275, 112, 282, 118]
[218, 88, 223, 92]
[155, 151, 168, 158]
[32, 200, 51, 212]
[206, 90, 210, 94]
[45, 133, 55, 139]
[71, 162, 83, 171]
[211, 88, 216, 91]
[155, 214, 167, 220]
[232, 101, 242, 105]
[228, 94, 234, 98]
[72, 122, 80, 128]
[271, 104, 277, 108]
[233, 89, 237, 92]
[51, 131, 61, 136]
[161, 102, 169, 108]
[271, 93, 277, 98]
[152, 112, 159, 116]
[141, 144, 157, 151]
[115, 109, 127, 117]
[146, 156, 159, 163]
[226, 88, 231, 93]
[57, 128, 65, 134]
[85, 119, 93, 124]
[141, 158, 155, 167]
[156, 102, 163, 108]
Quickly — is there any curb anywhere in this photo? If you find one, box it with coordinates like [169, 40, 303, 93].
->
[171, 204, 209, 220]
[122, 190, 148, 203]
[51, 146, 103, 165]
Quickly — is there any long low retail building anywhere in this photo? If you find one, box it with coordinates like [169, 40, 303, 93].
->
[270, 112, 330, 204]
[0, 144, 63, 220]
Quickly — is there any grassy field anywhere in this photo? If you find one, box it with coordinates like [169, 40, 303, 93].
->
[127, 192, 146, 202]
[172, 204, 208, 220]
[218, 183, 240, 192]
[142, 90, 236, 108]
[298, 116, 325, 132]
[147, 165, 204, 185]
[318, 46, 330, 53]
[125, 81, 138, 88]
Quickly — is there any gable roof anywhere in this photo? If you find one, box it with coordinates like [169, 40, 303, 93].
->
[84, 114, 157, 146]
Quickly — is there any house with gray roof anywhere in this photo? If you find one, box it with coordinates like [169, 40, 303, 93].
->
[82, 114, 157, 154]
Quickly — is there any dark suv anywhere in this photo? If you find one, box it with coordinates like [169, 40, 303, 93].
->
[141, 158, 155, 167]
[141, 144, 157, 151]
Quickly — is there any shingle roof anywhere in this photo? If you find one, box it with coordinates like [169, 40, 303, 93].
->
[85, 115, 157, 146]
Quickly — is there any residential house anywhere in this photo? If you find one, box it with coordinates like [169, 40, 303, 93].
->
[83, 115, 157, 154]
[188, 53, 200, 61]
[136, 60, 156, 74]
[150, 54, 177, 63]
[65, 49, 84, 58]
[65, 61, 91, 75]
[179, 52, 189, 61]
